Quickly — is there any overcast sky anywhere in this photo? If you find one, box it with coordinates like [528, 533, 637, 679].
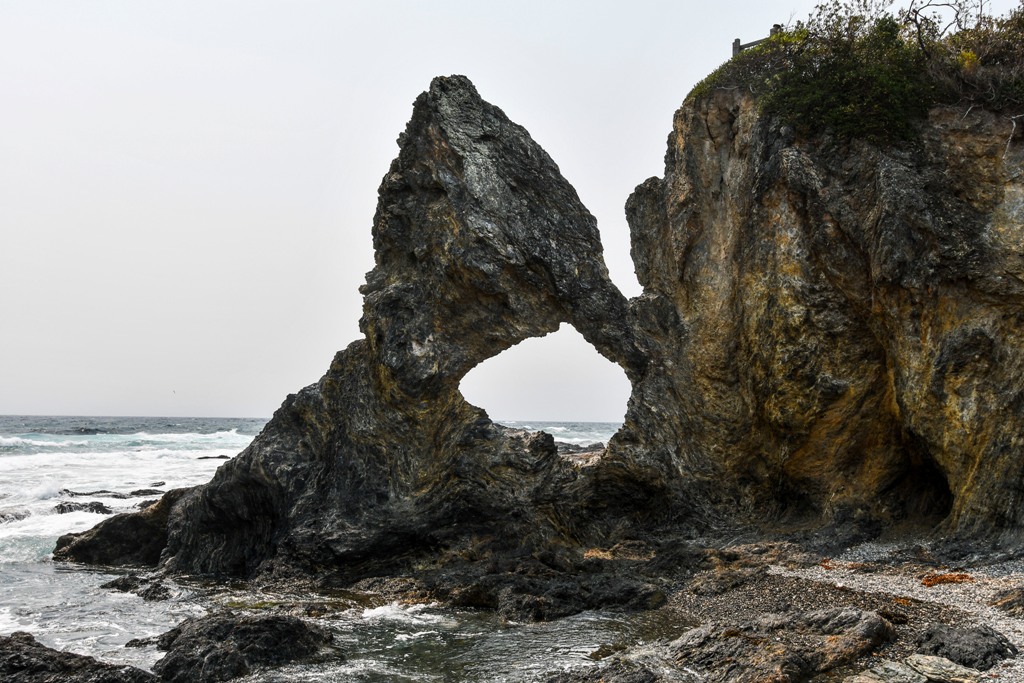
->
[2, 1, 1014, 421]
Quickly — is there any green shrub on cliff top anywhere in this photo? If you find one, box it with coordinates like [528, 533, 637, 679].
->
[688, 0, 1024, 144]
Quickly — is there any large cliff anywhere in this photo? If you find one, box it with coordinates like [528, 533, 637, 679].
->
[55, 74, 1024, 586]
[622, 88, 1024, 541]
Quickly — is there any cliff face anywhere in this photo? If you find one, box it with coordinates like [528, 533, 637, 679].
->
[623, 89, 1024, 539]
[55, 75, 1024, 579]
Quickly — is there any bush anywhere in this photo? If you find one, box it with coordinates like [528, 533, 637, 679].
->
[687, 0, 1024, 144]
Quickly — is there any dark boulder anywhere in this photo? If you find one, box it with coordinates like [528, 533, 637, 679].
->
[101, 574, 172, 601]
[54, 501, 113, 515]
[916, 623, 1018, 671]
[150, 612, 336, 683]
[0, 631, 156, 683]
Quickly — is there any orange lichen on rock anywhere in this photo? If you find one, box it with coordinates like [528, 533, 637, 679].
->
[921, 572, 974, 587]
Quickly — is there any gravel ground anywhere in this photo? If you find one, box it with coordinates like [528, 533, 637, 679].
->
[766, 541, 1024, 680]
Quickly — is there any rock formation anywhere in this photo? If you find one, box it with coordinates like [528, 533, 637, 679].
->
[145, 612, 336, 683]
[57, 75, 647, 584]
[623, 88, 1024, 541]
[0, 631, 156, 683]
[55, 73, 1024, 589]
[671, 607, 896, 682]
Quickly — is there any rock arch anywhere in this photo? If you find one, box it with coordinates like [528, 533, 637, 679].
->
[459, 324, 630, 423]
[56, 75, 649, 579]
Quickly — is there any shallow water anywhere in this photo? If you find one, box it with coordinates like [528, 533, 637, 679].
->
[0, 416, 647, 680]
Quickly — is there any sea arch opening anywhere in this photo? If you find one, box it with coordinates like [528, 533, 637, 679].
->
[458, 324, 631, 439]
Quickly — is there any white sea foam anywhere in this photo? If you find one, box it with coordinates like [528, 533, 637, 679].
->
[361, 602, 445, 625]
[28, 480, 62, 500]
[0, 607, 24, 633]
[394, 629, 440, 641]
[0, 436, 82, 449]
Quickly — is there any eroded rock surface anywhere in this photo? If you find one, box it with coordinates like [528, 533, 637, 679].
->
[0, 631, 156, 683]
[623, 89, 1024, 540]
[61, 76, 645, 588]
[54, 488, 194, 566]
[915, 623, 1017, 671]
[670, 608, 895, 682]
[148, 612, 335, 683]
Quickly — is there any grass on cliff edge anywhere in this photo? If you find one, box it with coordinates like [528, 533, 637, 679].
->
[688, 0, 1024, 144]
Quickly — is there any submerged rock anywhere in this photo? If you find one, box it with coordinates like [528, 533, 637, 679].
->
[0, 631, 156, 683]
[0, 508, 30, 524]
[101, 574, 172, 602]
[544, 659, 659, 683]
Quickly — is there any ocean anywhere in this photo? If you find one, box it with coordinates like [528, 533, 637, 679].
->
[0, 415, 660, 681]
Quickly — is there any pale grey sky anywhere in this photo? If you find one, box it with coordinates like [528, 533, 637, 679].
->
[2, 1, 1011, 421]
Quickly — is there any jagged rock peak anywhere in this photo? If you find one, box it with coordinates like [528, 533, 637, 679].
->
[360, 74, 642, 399]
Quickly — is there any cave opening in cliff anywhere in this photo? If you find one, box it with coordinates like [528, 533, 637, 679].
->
[458, 324, 630, 425]
[896, 431, 954, 524]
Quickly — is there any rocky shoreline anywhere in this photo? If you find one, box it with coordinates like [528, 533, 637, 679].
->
[25, 67, 1024, 681]
[11, 527, 1024, 681]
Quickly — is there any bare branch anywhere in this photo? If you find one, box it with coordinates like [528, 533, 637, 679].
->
[1005, 114, 1023, 160]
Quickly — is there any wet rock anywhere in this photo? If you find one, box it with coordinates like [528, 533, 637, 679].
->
[150, 612, 336, 683]
[196, 455, 230, 460]
[671, 607, 895, 682]
[556, 442, 606, 454]
[905, 654, 983, 683]
[0, 508, 30, 524]
[438, 562, 666, 622]
[59, 489, 163, 500]
[915, 623, 1016, 671]
[101, 574, 172, 601]
[62, 489, 130, 499]
[0, 631, 156, 682]
[53, 488, 194, 566]
[544, 659, 659, 683]
[55, 501, 113, 515]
